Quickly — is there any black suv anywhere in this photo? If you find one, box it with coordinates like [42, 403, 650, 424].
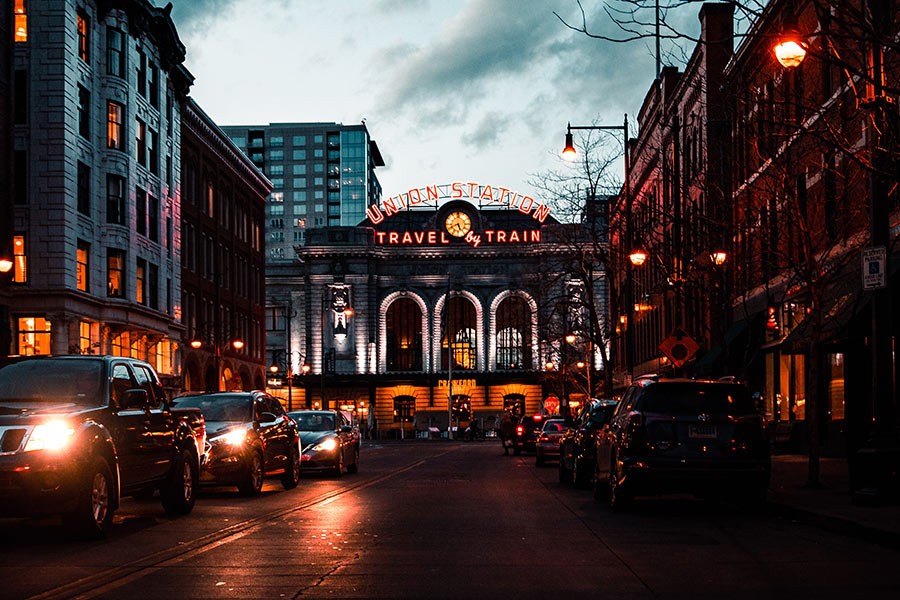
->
[512, 414, 544, 455]
[558, 399, 618, 487]
[594, 377, 770, 509]
[0, 356, 200, 537]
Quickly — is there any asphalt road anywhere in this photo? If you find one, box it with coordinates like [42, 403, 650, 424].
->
[1, 441, 898, 599]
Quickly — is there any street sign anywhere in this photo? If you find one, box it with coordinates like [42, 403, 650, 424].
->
[659, 327, 700, 369]
[862, 246, 886, 290]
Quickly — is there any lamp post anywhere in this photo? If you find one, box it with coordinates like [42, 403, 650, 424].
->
[269, 351, 308, 411]
[562, 115, 632, 385]
[774, 3, 897, 494]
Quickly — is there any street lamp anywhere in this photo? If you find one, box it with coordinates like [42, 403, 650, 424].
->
[269, 351, 309, 411]
[189, 335, 244, 391]
[562, 116, 631, 386]
[321, 286, 354, 411]
[774, 4, 897, 487]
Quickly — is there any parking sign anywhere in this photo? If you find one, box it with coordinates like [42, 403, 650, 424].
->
[862, 246, 886, 290]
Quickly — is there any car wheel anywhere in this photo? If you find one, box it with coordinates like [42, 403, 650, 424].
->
[238, 450, 264, 496]
[608, 455, 632, 511]
[281, 444, 301, 490]
[64, 456, 115, 539]
[558, 456, 573, 484]
[346, 446, 359, 474]
[161, 449, 198, 516]
[331, 447, 344, 477]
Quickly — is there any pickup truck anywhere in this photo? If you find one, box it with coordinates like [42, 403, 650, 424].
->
[0, 355, 201, 538]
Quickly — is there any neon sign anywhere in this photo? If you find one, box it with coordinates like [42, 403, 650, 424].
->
[366, 181, 552, 224]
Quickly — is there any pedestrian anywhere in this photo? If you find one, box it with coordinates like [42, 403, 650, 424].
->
[498, 411, 515, 455]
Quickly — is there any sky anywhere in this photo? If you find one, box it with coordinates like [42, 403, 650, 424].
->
[163, 0, 697, 205]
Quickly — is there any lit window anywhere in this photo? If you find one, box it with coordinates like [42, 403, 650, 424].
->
[18, 316, 51, 356]
[107, 249, 125, 298]
[14, 0, 27, 43]
[79, 321, 94, 354]
[136, 259, 146, 305]
[13, 235, 26, 283]
[76, 10, 90, 62]
[77, 240, 89, 292]
[107, 101, 124, 150]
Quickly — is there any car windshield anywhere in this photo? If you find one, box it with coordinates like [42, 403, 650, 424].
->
[641, 383, 755, 414]
[0, 358, 105, 407]
[290, 412, 335, 432]
[542, 420, 566, 432]
[174, 394, 252, 422]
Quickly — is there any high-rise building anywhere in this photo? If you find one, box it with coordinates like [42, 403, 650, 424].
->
[220, 122, 384, 264]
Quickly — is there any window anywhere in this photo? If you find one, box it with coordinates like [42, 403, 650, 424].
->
[107, 101, 124, 150]
[270, 136, 283, 146]
[270, 178, 283, 189]
[107, 27, 125, 78]
[136, 118, 146, 166]
[269, 150, 284, 161]
[268, 164, 284, 176]
[293, 191, 307, 202]
[266, 306, 285, 331]
[386, 298, 423, 371]
[292, 135, 306, 146]
[136, 258, 146, 305]
[136, 188, 147, 235]
[79, 321, 94, 354]
[107, 249, 125, 297]
[76, 10, 90, 63]
[13, 235, 26, 283]
[14, 0, 27, 42]
[137, 49, 146, 97]
[293, 178, 306, 188]
[292, 164, 306, 175]
[292, 149, 306, 160]
[148, 127, 158, 174]
[148, 61, 159, 107]
[17, 317, 50, 356]
[148, 195, 159, 242]
[77, 162, 90, 215]
[106, 174, 126, 224]
[78, 86, 90, 139]
[496, 296, 531, 370]
[77, 240, 89, 292]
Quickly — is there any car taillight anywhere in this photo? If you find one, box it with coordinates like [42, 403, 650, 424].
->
[516, 425, 524, 435]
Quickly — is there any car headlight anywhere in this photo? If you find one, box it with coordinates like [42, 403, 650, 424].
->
[312, 437, 338, 452]
[24, 421, 76, 452]
[212, 428, 247, 446]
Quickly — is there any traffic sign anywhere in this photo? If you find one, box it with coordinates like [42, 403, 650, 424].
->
[862, 246, 886, 290]
[659, 327, 700, 368]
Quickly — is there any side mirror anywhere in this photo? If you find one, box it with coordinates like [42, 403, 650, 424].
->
[258, 412, 278, 425]
[340, 425, 353, 433]
[123, 388, 148, 410]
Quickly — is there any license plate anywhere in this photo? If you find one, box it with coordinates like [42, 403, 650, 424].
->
[688, 424, 717, 439]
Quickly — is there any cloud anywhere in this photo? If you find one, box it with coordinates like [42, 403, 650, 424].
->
[374, 0, 563, 123]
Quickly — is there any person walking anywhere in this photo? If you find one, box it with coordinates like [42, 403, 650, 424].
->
[498, 411, 515, 455]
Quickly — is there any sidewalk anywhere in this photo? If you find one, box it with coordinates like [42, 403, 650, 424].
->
[768, 454, 900, 549]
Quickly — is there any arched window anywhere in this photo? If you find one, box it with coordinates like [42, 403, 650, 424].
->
[496, 295, 531, 370]
[442, 296, 477, 371]
[386, 297, 422, 371]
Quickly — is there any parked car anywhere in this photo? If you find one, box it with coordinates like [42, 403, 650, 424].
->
[535, 418, 568, 466]
[512, 414, 544, 455]
[0, 356, 200, 538]
[558, 399, 618, 487]
[172, 391, 301, 496]
[288, 410, 360, 476]
[594, 376, 770, 510]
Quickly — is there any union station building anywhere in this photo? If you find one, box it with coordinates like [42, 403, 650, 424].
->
[265, 182, 607, 436]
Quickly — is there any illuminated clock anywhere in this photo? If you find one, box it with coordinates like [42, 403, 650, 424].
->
[445, 211, 472, 237]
